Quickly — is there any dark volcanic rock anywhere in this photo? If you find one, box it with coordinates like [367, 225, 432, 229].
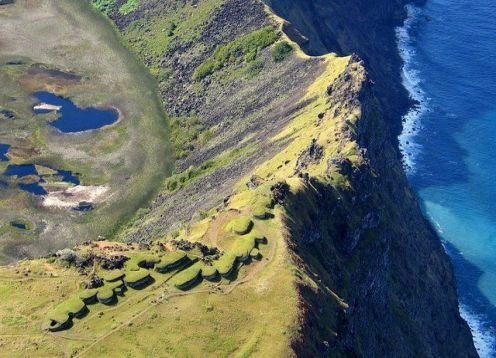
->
[271, 181, 290, 205]
[294, 138, 324, 173]
[86, 275, 103, 289]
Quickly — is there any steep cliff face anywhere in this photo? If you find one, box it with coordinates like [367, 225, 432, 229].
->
[265, 0, 424, 139]
[283, 56, 477, 357]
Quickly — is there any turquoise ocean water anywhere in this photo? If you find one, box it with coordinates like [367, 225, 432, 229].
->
[397, 0, 496, 355]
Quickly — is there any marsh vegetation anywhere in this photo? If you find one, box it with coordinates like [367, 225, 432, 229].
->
[0, 0, 173, 263]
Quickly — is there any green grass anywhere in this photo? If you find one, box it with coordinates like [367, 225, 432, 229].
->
[193, 26, 278, 80]
[0, 0, 175, 263]
[168, 115, 204, 159]
[163, 145, 256, 192]
[244, 59, 264, 79]
[227, 217, 253, 235]
[164, 161, 215, 192]
[119, 0, 139, 15]
[271, 41, 293, 62]
[123, 0, 224, 79]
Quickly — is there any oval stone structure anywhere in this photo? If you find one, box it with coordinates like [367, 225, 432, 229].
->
[33, 91, 118, 133]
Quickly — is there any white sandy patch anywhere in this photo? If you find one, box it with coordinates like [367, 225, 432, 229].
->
[33, 102, 61, 112]
[41, 185, 110, 208]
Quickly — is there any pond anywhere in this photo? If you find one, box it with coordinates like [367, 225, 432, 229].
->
[33, 91, 119, 133]
[3, 164, 80, 195]
[10, 221, 27, 230]
[0, 143, 10, 161]
[0, 109, 15, 120]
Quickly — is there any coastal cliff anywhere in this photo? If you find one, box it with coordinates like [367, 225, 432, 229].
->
[284, 56, 477, 356]
[264, 0, 477, 355]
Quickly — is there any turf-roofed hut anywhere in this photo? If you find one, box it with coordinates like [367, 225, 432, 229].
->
[232, 235, 256, 263]
[44, 297, 87, 332]
[103, 270, 125, 282]
[79, 288, 99, 304]
[173, 262, 202, 290]
[201, 264, 218, 281]
[154, 251, 188, 273]
[125, 268, 152, 289]
[97, 287, 115, 305]
[214, 253, 237, 278]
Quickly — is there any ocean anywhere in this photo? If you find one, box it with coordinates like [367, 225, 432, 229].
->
[397, 0, 496, 356]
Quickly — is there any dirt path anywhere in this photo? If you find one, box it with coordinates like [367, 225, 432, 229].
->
[205, 209, 239, 248]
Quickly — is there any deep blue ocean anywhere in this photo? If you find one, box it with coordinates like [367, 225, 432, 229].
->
[397, 0, 496, 355]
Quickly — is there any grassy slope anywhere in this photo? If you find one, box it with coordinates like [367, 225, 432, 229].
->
[0, 36, 352, 354]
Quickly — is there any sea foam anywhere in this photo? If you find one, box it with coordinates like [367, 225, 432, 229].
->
[396, 5, 428, 175]
[460, 305, 496, 358]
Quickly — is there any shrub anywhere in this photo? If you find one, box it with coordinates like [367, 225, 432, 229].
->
[244, 60, 264, 78]
[227, 217, 253, 235]
[91, 0, 116, 15]
[214, 254, 237, 277]
[56, 249, 77, 264]
[193, 26, 278, 80]
[271, 41, 293, 62]
[119, 0, 138, 15]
